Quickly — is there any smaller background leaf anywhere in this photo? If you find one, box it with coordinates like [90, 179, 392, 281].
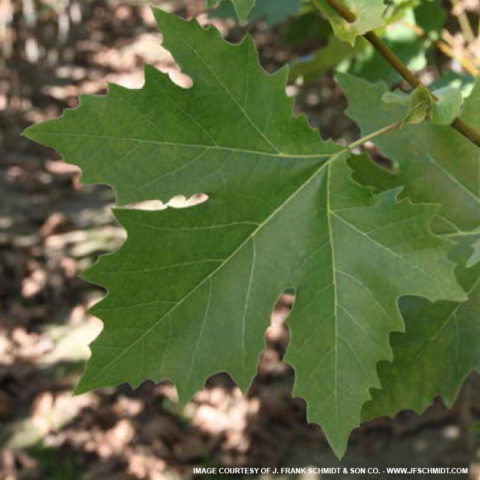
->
[314, 0, 385, 45]
[430, 87, 464, 126]
[206, 0, 255, 22]
[208, 0, 301, 27]
[363, 234, 480, 420]
[350, 0, 445, 83]
[341, 73, 480, 422]
[249, 0, 302, 27]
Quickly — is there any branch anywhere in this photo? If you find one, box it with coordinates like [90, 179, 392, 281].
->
[320, 0, 480, 148]
[363, 31, 422, 88]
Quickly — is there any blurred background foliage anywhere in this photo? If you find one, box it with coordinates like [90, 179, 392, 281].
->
[206, 0, 479, 83]
[1, 0, 479, 479]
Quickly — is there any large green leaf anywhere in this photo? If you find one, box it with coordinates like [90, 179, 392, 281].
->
[24, 10, 465, 458]
[314, 0, 386, 45]
[339, 74, 480, 419]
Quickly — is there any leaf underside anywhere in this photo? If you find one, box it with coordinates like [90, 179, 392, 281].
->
[24, 10, 464, 458]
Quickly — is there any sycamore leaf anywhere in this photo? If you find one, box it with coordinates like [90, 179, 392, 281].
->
[339, 74, 480, 235]
[208, 0, 301, 27]
[363, 234, 480, 419]
[315, 0, 386, 45]
[344, 0, 445, 83]
[24, 10, 465, 458]
[339, 74, 480, 419]
[283, 160, 465, 456]
[289, 35, 365, 83]
[467, 236, 480, 268]
[206, 0, 255, 22]
[249, 0, 301, 27]
[430, 86, 464, 126]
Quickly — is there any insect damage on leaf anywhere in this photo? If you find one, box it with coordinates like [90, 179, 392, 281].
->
[23, 9, 465, 459]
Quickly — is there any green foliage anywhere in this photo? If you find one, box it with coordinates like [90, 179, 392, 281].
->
[313, 0, 385, 45]
[284, 158, 464, 456]
[340, 73, 480, 420]
[349, 0, 445, 82]
[339, 75, 480, 235]
[383, 85, 435, 126]
[382, 85, 464, 126]
[363, 235, 480, 420]
[290, 34, 364, 82]
[430, 87, 464, 126]
[208, 0, 301, 27]
[206, 0, 255, 22]
[248, 0, 302, 26]
[404, 87, 433, 125]
[292, 0, 445, 84]
[467, 237, 480, 268]
[24, 7, 466, 458]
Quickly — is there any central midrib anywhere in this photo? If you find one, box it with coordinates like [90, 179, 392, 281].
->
[325, 160, 341, 442]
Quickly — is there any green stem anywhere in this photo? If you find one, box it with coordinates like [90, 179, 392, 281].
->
[315, 0, 480, 148]
[346, 121, 402, 151]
